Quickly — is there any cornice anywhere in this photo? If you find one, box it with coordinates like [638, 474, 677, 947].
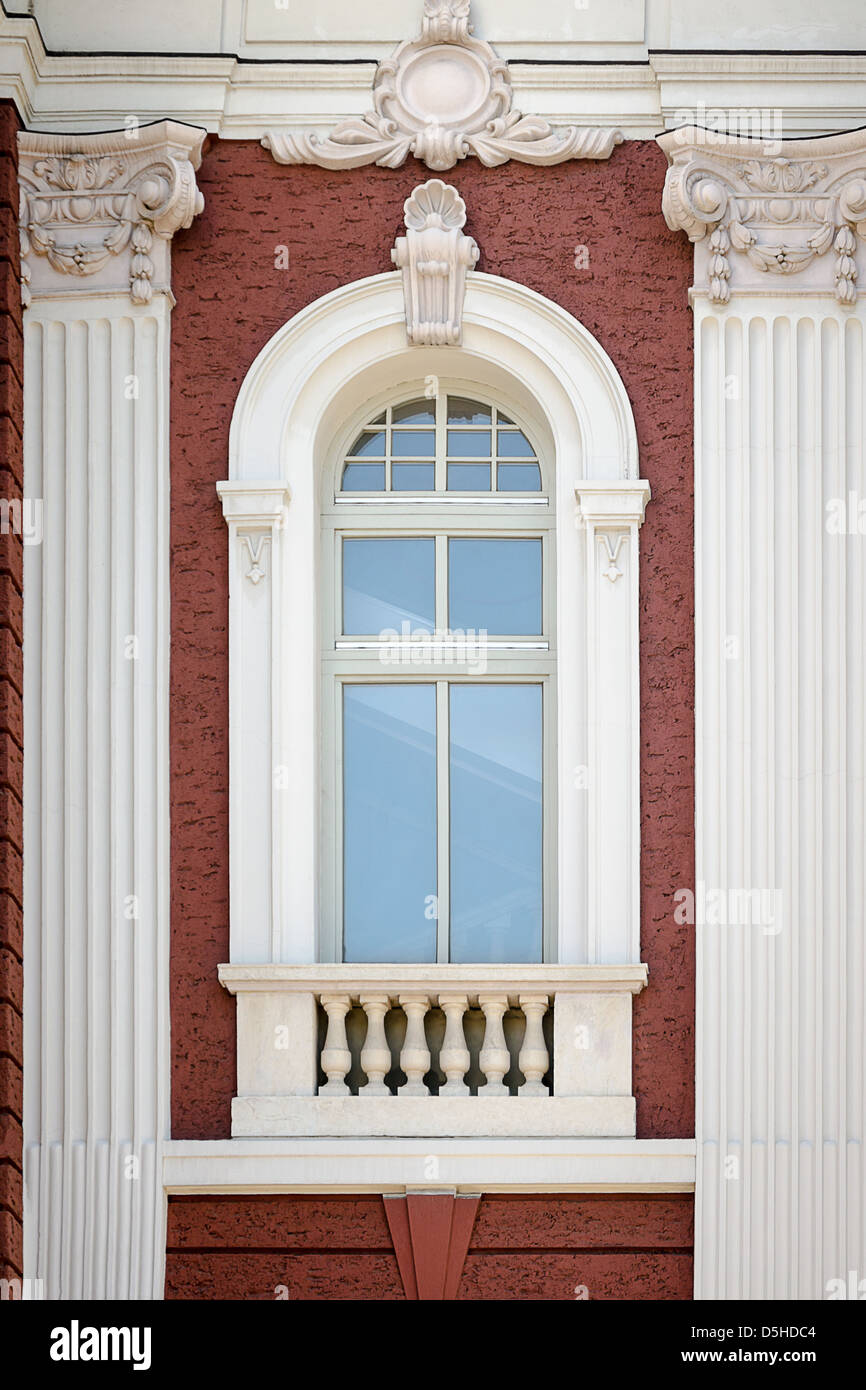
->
[17, 121, 206, 305]
[2, 4, 865, 141]
[659, 125, 866, 304]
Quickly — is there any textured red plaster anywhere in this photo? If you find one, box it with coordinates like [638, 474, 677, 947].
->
[169, 139, 694, 1141]
[165, 1194, 692, 1300]
[0, 98, 23, 1283]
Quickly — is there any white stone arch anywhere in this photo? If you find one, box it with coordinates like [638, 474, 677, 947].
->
[228, 271, 639, 487]
[218, 270, 649, 969]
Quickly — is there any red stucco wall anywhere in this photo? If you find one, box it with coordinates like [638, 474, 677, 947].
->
[165, 1193, 693, 1300]
[0, 99, 23, 1285]
[169, 137, 695, 1143]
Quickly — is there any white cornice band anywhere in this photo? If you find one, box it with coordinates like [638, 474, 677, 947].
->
[2, 9, 866, 140]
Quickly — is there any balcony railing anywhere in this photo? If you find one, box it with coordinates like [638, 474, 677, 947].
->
[219, 964, 648, 1139]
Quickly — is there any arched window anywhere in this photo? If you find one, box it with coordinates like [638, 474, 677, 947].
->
[322, 384, 555, 965]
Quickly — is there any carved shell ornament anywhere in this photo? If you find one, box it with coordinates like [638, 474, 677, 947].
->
[391, 180, 479, 346]
[660, 130, 866, 306]
[263, 0, 622, 172]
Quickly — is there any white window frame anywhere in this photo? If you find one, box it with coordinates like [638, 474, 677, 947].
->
[218, 271, 650, 968]
[323, 381, 556, 964]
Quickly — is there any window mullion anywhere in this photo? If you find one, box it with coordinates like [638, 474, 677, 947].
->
[435, 389, 445, 492]
[436, 533, 448, 633]
[436, 678, 450, 963]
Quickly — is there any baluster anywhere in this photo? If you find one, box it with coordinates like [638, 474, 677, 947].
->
[319, 994, 352, 1095]
[359, 993, 392, 1096]
[438, 993, 470, 1096]
[398, 994, 431, 1096]
[518, 993, 550, 1096]
[478, 993, 510, 1097]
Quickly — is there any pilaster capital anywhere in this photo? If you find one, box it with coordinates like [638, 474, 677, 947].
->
[18, 119, 206, 306]
[658, 125, 866, 305]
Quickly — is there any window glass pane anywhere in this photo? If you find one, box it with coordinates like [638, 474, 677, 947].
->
[349, 430, 386, 458]
[393, 429, 435, 458]
[447, 429, 491, 458]
[341, 462, 385, 492]
[392, 463, 435, 491]
[498, 411, 515, 425]
[448, 538, 542, 634]
[497, 430, 535, 458]
[448, 397, 491, 425]
[344, 685, 437, 963]
[447, 463, 491, 492]
[393, 400, 435, 426]
[496, 463, 542, 492]
[449, 685, 542, 964]
[343, 538, 434, 634]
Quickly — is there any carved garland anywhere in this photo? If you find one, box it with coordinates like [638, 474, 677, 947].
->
[660, 132, 866, 305]
[264, 0, 621, 173]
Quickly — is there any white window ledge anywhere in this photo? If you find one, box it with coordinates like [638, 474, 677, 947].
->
[162, 1138, 695, 1195]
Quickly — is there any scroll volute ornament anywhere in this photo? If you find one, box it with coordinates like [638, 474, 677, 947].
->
[392, 179, 479, 346]
[659, 126, 866, 305]
[264, 0, 621, 173]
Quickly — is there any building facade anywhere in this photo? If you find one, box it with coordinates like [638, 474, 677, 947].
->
[0, 0, 864, 1301]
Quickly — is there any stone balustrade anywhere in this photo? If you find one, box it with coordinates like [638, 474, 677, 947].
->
[219, 964, 648, 1139]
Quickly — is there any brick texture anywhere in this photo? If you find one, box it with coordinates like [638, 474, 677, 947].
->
[0, 98, 23, 1284]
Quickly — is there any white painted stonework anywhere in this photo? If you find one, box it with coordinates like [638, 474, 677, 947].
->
[391, 180, 479, 346]
[3, 7, 865, 138]
[263, 2, 622, 171]
[660, 126, 866, 1300]
[21, 124, 206, 1301]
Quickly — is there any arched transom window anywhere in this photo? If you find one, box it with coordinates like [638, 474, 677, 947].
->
[323, 387, 554, 967]
[341, 394, 542, 494]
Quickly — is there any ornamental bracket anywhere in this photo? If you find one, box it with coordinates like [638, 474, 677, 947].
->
[392, 179, 479, 346]
[263, 0, 622, 173]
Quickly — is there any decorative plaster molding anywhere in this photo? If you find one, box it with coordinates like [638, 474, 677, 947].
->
[18, 121, 205, 305]
[658, 125, 866, 304]
[391, 180, 479, 346]
[262, 1, 622, 172]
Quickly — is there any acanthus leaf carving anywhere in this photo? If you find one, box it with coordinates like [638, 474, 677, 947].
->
[263, 1, 621, 173]
[659, 128, 866, 305]
[391, 179, 479, 346]
[18, 123, 205, 305]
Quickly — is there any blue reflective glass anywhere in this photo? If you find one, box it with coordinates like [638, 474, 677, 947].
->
[344, 685, 437, 963]
[447, 430, 491, 458]
[342, 538, 435, 635]
[392, 463, 435, 491]
[393, 400, 435, 425]
[448, 538, 542, 634]
[497, 430, 535, 458]
[496, 463, 542, 492]
[448, 397, 491, 425]
[449, 685, 542, 963]
[349, 430, 386, 457]
[341, 462, 385, 492]
[393, 430, 436, 458]
[447, 463, 490, 492]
